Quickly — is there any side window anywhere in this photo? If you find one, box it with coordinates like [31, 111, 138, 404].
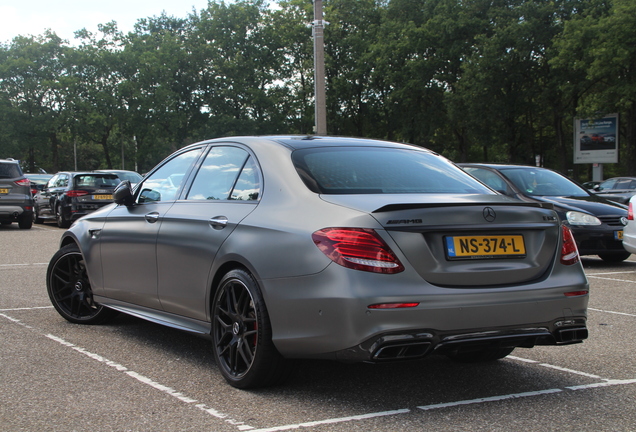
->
[231, 157, 261, 201]
[137, 148, 203, 204]
[47, 175, 59, 188]
[56, 175, 69, 188]
[187, 147, 257, 201]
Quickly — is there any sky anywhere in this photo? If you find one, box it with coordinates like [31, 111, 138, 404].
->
[0, 0, 213, 44]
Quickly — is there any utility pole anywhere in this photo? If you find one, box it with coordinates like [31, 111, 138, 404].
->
[313, 0, 327, 135]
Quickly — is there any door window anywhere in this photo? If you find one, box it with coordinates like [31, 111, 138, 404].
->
[186, 146, 261, 201]
[136, 148, 203, 204]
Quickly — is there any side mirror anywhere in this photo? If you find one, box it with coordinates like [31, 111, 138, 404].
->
[113, 180, 134, 206]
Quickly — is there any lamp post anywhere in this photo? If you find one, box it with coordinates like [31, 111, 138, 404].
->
[313, 0, 327, 135]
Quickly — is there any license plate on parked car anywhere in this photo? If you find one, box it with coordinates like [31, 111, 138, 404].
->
[0, 188, 8, 194]
[615, 230, 623, 240]
[93, 194, 112, 200]
[446, 235, 526, 259]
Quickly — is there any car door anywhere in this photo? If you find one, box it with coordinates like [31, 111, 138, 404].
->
[98, 147, 204, 308]
[40, 174, 68, 217]
[156, 145, 262, 321]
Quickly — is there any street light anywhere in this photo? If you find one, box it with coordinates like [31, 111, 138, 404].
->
[313, 0, 327, 135]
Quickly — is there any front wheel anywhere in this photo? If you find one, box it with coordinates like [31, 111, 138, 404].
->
[212, 269, 290, 389]
[598, 252, 631, 263]
[47, 244, 117, 324]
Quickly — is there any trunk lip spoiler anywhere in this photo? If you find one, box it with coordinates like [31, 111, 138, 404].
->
[372, 201, 554, 213]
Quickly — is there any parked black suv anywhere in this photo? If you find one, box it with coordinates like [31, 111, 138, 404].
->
[34, 172, 120, 228]
[0, 158, 34, 229]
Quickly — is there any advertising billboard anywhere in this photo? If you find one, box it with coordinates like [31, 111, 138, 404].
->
[574, 114, 618, 164]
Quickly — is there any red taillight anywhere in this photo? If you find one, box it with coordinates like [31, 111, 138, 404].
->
[368, 302, 419, 309]
[312, 228, 405, 274]
[14, 178, 30, 186]
[66, 190, 90, 197]
[629, 202, 634, 221]
[564, 291, 588, 297]
[30, 188, 38, 196]
[560, 225, 580, 265]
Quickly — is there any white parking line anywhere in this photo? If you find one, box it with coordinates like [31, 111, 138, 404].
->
[246, 410, 412, 432]
[589, 307, 636, 318]
[587, 275, 636, 283]
[586, 271, 636, 275]
[0, 306, 53, 311]
[3, 311, 636, 432]
[0, 263, 48, 268]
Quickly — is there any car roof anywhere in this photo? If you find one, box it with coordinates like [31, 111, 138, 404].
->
[459, 163, 550, 171]
[197, 135, 431, 152]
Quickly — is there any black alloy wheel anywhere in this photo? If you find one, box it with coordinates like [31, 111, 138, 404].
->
[212, 269, 289, 389]
[47, 244, 116, 324]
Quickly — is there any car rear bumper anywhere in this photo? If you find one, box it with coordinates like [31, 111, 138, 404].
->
[0, 205, 33, 221]
[263, 262, 589, 360]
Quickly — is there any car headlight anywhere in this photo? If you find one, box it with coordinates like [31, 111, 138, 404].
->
[566, 211, 601, 226]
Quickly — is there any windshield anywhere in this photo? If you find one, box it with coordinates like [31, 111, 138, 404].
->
[501, 168, 589, 197]
[292, 147, 493, 195]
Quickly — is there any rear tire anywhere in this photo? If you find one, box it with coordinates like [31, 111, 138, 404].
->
[211, 269, 290, 389]
[18, 214, 32, 229]
[446, 347, 515, 363]
[33, 206, 43, 224]
[47, 244, 117, 324]
[598, 252, 631, 263]
[56, 205, 71, 228]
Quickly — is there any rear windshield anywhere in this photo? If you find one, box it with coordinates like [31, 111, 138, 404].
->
[292, 147, 492, 195]
[0, 162, 22, 179]
[73, 174, 121, 188]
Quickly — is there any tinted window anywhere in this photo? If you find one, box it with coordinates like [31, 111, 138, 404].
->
[187, 147, 253, 201]
[0, 162, 22, 179]
[292, 147, 491, 195]
[137, 148, 203, 203]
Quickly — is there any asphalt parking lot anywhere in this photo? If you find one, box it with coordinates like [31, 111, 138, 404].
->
[1, 222, 635, 432]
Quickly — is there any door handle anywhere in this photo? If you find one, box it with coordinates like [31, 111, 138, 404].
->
[209, 216, 228, 229]
[145, 212, 160, 223]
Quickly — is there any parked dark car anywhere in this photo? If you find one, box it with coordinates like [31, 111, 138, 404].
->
[460, 163, 630, 262]
[591, 177, 636, 204]
[0, 158, 33, 229]
[47, 136, 589, 389]
[34, 171, 120, 228]
[25, 173, 54, 196]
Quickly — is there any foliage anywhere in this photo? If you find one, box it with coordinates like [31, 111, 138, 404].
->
[0, 0, 634, 181]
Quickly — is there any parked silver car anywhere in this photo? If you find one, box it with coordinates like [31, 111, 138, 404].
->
[623, 195, 636, 255]
[47, 136, 589, 389]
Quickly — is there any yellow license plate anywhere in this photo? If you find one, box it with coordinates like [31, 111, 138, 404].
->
[0, 188, 8, 194]
[93, 194, 112, 200]
[446, 235, 526, 259]
[616, 230, 624, 240]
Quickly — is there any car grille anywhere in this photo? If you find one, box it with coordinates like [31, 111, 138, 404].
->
[599, 216, 626, 227]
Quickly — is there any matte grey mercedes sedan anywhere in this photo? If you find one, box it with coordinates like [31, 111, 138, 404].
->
[47, 136, 589, 389]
